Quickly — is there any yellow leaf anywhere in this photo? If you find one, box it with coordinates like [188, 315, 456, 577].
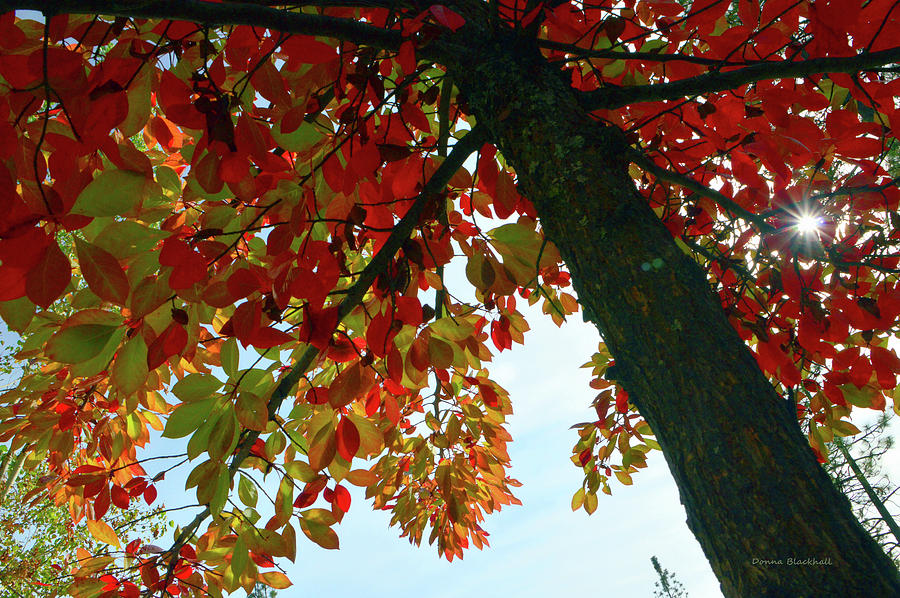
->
[260, 571, 293, 589]
[86, 519, 121, 548]
[614, 470, 633, 486]
[571, 487, 585, 511]
[584, 490, 598, 514]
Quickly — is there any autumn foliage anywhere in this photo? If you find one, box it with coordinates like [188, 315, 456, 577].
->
[0, 0, 899, 596]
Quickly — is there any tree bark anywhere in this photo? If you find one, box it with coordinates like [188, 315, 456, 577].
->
[438, 28, 900, 597]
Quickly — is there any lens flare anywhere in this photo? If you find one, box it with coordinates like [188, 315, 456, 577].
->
[795, 213, 821, 233]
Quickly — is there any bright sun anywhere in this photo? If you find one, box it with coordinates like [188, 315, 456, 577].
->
[795, 214, 822, 233]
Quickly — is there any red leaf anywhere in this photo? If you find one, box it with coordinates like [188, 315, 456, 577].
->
[160, 237, 208, 289]
[249, 326, 294, 349]
[229, 301, 260, 346]
[480, 384, 499, 408]
[147, 322, 188, 370]
[26, 240, 71, 308]
[250, 551, 275, 568]
[226, 268, 260, 300]
[94, 485, 111, 519]
[330, 361, 376, 408]
[192, 151, 223, 193]
[300, 304, 339, 350]
[157, 71, 204, 129]
[396, 41, 416, 75]
[111, 485, 130, 509]
[218, 151, 250, 184]
[0, 265, 27, 301]
[520, 2, 545, 27]
[494, 170, 519, 219]
[578, 448, 592, 466]
[390, 156, 422, 199]
[336, 417, 360, 462]
[305, 387, 330, 405]
[281, 35, 338, 67]
[871, 346, 900, 390]
[835, 136, 883, 159]
[849, 354, 873, 388]
[429, 5, 466, 31]
[332, 483, 351, 513]
[476, 144, 498, 196]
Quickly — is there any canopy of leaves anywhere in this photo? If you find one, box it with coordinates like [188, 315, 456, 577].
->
[0, 0, 897, 596]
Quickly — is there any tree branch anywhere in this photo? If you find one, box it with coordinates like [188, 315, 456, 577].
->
[537, 39, 764, 67]
[583, 46, 900, 110]
[3, 0, 403, 50]
[155, 125, 486, 593]
[627, 147, 775, 233]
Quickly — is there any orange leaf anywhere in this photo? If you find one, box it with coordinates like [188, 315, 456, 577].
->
[329, 361, 376, 408]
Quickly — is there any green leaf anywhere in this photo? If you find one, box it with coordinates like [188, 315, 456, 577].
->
[0, 296, 35, 332]
[235, 391, 269, 432]
[831, 419, 861, 437]
[45, 324, 119, 364]
[230, 536, 249, 580]
[840, 383, 876, 408]
[221, 338, 239, 377]
[303, 508, 337, 526]
[284, 459, 317, 483]
[583, 490, 598, 514]
[488, 222, 560, 285]
[614, 470, 633, 485]
[162, 398, 217, 439]
[71, 169, 150, 217]
[272, 120, 321, 153]
[93, 221, 168, 259]
[111, 335, 149, 396]
[172, 373, 223, 402]
[238, 475, 259, 508]
[300, 510, 340, 549]
[429, 316, 476, 341]
[260, 571, 292, 590]
[207, 407, 238, 461]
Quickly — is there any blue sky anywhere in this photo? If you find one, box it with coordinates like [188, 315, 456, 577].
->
[6, 11, 896, 596]
[140, 296, 723, 597]
[275, 303, 723, 597]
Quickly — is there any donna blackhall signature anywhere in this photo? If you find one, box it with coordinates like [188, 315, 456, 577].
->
[752, 557, 834, 566]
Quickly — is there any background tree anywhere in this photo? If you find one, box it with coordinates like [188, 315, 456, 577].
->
[246, 583, 277, 598]
[0, 1, 899, 597]
[651, 555, 689, 598]
[0, 444, 171, 597]
[822, 413, 900, 565]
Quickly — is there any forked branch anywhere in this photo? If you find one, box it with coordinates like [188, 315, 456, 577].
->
[583, 46, 900, 110]
[156, 126, 486, 594]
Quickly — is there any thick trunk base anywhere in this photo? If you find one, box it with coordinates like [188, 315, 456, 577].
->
[442, 30, 900, 597]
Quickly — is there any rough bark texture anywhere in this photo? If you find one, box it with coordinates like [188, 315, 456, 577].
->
[439, 28, 900, 597]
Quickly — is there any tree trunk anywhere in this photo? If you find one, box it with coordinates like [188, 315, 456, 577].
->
[440, 29, 900, 597]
